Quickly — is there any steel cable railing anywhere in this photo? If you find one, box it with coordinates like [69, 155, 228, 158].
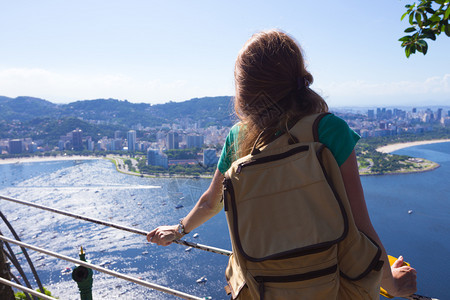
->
[0, 195, 437, 300]
[1, 210, 45, 299]
[1, 238, 34, 300]
[0, 194, 229, 299]
[0, 277, 55, 300]
[0, 195, 232, 256]
[0, 234, 207, 300]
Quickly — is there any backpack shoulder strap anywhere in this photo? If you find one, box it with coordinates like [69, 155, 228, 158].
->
[289, 112, 331, 143]
[256, 112, 331, 153]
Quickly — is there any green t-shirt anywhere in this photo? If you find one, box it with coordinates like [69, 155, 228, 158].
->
[217, 114, 360, 174]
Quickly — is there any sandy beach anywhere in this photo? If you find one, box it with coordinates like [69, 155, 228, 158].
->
[376, 139, 450, 153]
[0, 155, 101, 165]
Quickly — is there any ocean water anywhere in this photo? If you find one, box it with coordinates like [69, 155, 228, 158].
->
[363, 142, 450, 299]
[0, 142, 449, 299]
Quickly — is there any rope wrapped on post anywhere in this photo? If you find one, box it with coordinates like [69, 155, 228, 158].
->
[0, 195, 232, 257]
[0, 234, 209, 300]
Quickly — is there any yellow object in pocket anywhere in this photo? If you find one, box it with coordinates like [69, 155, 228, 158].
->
[380, 255, 410, 298]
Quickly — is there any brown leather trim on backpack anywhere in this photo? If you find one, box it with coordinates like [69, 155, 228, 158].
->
[312, 112, 331, 142]
[224, 284, 232, 295]
[312, 115, 385, 281]
[340, 232, 384, 281]
[315, 144, 350, 243]
[224, 175, 341, 262]
[254, 264, 338, 300]
[224, 145, 348, 262]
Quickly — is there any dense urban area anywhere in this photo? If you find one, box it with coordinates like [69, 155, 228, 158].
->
[1, 96, 449, 176]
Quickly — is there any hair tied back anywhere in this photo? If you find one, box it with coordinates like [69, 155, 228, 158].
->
[297, 77, 310, 90]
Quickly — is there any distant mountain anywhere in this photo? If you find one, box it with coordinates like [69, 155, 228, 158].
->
[0, 96, 235, 128]
[0, 96, 60, 121]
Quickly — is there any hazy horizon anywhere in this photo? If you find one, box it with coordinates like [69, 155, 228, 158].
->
[2, 94, 449, 112]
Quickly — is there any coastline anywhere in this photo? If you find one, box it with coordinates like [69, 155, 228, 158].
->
[364, 138, 450, 176]
[0, 155, 213, 179]
[376, 139, 450, 153]
[360, 162, 440, 176]
[106, 157, 214, 179]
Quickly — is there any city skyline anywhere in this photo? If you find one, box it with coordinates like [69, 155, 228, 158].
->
[2, 106, 447, 154]
[0, 1, 449, 107]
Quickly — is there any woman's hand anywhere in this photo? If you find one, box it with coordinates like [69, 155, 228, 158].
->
[385, 256, 418, 297]
[147, 225, 181, 246]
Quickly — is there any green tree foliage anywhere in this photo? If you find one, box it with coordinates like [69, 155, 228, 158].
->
[0, 96, 234, 139]
[164, 148, 200, 160]
[29, 117, 125, 145]
[123, 158, 136, 172]
[355, 126, 450, 174]
[400, 0, 450, 57]
[0, 96, 57, 121]
[15, 287, 57, 300]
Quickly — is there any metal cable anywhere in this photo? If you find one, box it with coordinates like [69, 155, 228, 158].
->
[0, 277, 56, 300]
[3, 249, 33, 300]
[1, 230, 35, 300]
[0, 234, 208, 300]
[8, 269, 21, 285]
[0, 210, 45, 297]
[0, 195, 232, 256]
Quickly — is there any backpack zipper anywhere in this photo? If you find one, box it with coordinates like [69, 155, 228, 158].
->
[224, 171, 338, 262]
[254, 264, 337, 300]
[236, 145, 309, 174]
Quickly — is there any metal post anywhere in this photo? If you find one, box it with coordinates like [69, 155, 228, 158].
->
[72, 247, 93, 300]
[0, 240, 15, 300]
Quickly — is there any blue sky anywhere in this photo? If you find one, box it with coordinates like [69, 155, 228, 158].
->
[0, 0, 449, 107]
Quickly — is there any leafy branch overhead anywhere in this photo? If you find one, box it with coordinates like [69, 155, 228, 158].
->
[399, 0, 450, 57]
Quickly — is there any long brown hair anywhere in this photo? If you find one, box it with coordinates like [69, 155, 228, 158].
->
[234, 29, 328, 158]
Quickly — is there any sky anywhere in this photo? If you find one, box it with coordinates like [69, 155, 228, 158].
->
[0, 0, 449, 107]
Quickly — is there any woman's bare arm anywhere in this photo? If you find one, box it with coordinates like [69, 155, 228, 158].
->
[147, 169, 225, 246]
[340, 150, 417, 297]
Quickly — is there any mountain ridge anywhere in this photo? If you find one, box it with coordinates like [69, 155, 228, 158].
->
[0, 95, 235, 128]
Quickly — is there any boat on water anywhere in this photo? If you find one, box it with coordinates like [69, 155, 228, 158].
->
[196, 276, 207, 284]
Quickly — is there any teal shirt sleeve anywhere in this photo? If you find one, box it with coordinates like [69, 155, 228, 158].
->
[218, 115, 358, 173]
[318, 114, 360, 166]
[217, 124, 241, 174]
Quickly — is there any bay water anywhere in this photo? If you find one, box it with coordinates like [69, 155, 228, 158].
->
[0, 141, 449, 299]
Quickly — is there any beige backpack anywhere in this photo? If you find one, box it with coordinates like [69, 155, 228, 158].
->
[223, 113, 383, 300]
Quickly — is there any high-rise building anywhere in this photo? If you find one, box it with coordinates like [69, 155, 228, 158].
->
[386, 109, 392, 119]
[127, 130, 136, 152]
[436, 108, 443, 121]
[8, 139, 23, 154]
[367, 110, 374, 120]
[167, 132, 179, 149]
[86, 137, 95, 151]
[376, 108, 381, 120]
[187, 135, 204, 149]
[147, 149, 168, 169]
[72, 129, 83, 151]
[203, 149, 218, 166]
[112, 139, 123, 151]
